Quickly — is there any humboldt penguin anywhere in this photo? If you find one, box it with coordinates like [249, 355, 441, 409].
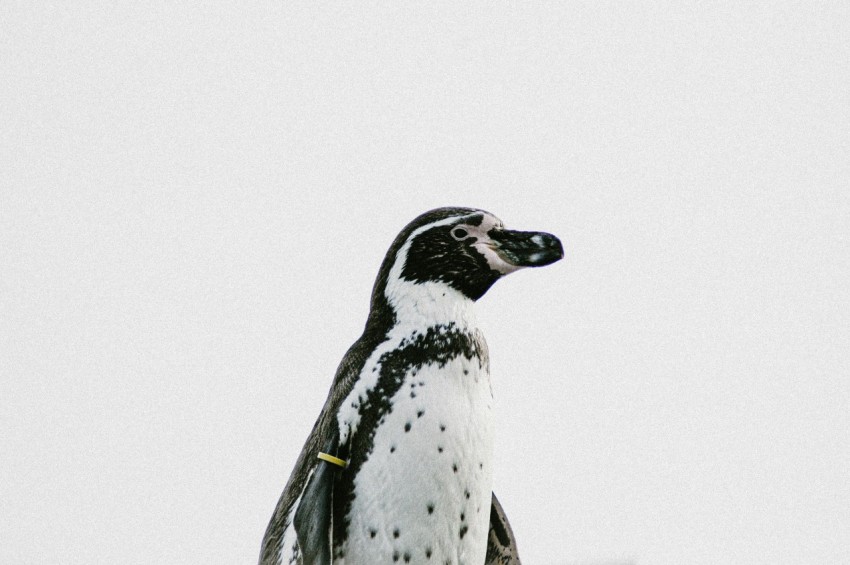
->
[260, 207, 563, 565]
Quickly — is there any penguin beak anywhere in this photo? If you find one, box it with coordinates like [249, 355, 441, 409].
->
[487, 229, 564, 268]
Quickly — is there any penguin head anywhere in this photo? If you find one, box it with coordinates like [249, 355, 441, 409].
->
[370, 208, 563, 324]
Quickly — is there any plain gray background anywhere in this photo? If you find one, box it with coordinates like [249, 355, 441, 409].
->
[2, 3, 848, 564]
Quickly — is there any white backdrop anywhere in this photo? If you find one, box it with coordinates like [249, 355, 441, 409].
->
[2, 3, 848, 565]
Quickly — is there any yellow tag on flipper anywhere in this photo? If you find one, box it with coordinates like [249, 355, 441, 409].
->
[317, 452, 347, 468]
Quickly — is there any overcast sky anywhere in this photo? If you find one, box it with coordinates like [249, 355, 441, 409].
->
[2, 3, 848, 565]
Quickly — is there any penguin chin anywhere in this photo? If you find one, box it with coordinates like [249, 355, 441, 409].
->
[471, 242, 524, 276]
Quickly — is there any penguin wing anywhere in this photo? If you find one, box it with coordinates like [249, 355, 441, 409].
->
[486, 492, 522, 565]
[292, 431, 340, 565]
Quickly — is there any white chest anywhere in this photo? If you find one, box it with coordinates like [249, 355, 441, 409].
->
[340, 355, 494, 565]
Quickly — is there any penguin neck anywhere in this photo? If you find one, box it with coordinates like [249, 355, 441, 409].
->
[385, 278, 479, 332]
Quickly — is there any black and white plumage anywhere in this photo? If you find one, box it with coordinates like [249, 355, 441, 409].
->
[260, 207, 563, 565]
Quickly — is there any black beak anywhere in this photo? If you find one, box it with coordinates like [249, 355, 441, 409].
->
[488, 229, 564, 268]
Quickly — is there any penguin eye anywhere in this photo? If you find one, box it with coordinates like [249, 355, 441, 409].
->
[451, 227, 469, 241]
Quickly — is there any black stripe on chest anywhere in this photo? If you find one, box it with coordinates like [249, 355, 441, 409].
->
[333, 322, 487, 554]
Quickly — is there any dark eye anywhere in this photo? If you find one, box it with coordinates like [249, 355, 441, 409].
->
[451, 228, 469, 240]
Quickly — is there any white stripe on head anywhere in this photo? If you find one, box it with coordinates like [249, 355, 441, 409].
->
[385, 212, 483, 289]
[384, 211, 490, 326]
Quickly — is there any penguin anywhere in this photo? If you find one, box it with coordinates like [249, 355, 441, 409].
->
[260, 207, 563, 565]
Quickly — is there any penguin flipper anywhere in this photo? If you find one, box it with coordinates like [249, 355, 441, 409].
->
[486, 492, 522, 565]
[293, 433, 340, 565]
